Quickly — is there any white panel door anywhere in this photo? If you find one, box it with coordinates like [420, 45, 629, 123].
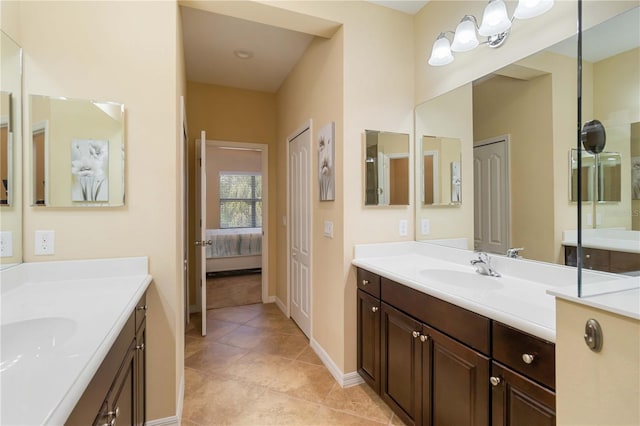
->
[195, 130, 209, 336]
[289, 127, 311, 337]
[474, 139, 510, 255]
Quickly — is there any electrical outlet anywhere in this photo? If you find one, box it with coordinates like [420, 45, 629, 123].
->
[421, 219, 430, 235]
[399, 220, 408, 237]
[323, 221, 334, 238]
[35, 230, 55, 255]
[0, 231, 13, 257]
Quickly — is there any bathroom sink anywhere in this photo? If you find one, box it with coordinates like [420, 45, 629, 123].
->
[419, 269, 503, 290]
[1, 317, 77, 372]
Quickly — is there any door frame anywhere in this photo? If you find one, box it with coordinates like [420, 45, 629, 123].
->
[285, 120, 313, 332]
[473, 134, 511, 252]
[206, 140, 270, 304]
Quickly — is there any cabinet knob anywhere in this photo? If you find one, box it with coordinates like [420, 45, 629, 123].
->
[371, 306, 379, 313]
[585, 254, 591, 259]
[419, 334, 429, 343]
[107, 407, 120, 418]
[362, 279, 369, 286]
[136, 304, 148, 311]
[490, 376, 502, 387]
[522, 353, 535, 364]
[136, 343, 145, 351]
[412, 331, 420, 338]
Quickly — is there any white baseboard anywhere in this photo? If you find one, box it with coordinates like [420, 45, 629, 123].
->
[146, 415, 179, 426]
[177, 372, 184, 423]
[189, 303, 200, 314]
[263, 295, 276, 304]
[310, 338, 364, 388]
[275, 296, 287, 316]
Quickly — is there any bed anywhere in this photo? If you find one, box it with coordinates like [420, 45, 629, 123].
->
[205, 227, 262, 273]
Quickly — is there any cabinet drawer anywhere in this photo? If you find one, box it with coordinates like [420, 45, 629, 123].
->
[492, 322, 555, 389]
[357, 268, 381, 298]
[382, 278, 490, 355]
[583, 247, 610, 271]
[610, 250, 640, 273]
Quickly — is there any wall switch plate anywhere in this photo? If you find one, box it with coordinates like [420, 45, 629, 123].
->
[585, 213, 593, 226]
[421, 219, 430, 235]
[596, 213, 602, 226]
[399, 220, 408, 237]
[0, 231, 13, 257]
[323, 221, 334, 238]
[35, 230, 55, 255]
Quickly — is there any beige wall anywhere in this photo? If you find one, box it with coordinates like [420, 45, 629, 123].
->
[185, 81, 277, 303]
[474, 74, 556, 263]
[592, 47, 640, 229]
[17, 1, 183, 421]
[556, 298, 640, 425]
[415, 83, 474, 243]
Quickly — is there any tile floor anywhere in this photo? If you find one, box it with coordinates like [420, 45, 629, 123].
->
[183, 303, 406, 425]
[206, 272, 262, 309]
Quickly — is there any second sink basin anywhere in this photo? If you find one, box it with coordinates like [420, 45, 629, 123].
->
[419, 268, 503, 290]
[1, 317, 77, 372]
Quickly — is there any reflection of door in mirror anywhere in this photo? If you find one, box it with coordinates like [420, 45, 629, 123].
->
[598, 153, 621, 202]
[632, 122, 640, 230]
[1, 91, 10, 205]
[570, 149, 595, 202]
[389, 156, 409, 205]
[365, 143, 378, 205]
[421, 136, 461, 206]
[33, 127, 46, 205]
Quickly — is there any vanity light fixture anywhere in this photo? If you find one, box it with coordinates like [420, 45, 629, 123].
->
[428, 0, 554, 66]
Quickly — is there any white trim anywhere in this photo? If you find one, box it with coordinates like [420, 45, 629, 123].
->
[310, 338, 364, 388]
[204, 140, 270, 305]
[263, 295, 276, 304]
[145, 416, 179, 426]
[275, 296, 287, 315]
[189, 303, 200, 314]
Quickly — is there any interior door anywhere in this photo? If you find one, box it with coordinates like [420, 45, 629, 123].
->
[474, 138, 510, 254]
[289, 127, 311, 337]
[195, 130, 208, 336]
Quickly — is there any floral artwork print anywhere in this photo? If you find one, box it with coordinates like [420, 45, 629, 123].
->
[318, 122, 335, 201]
[71, 139, 109, 202]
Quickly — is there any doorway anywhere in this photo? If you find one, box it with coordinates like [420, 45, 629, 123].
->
[473, 136, 510, 254]
[287, 123, 312, 338]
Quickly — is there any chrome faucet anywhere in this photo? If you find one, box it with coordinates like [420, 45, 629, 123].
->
[506, 247, 524, 259]
[470, 252, 501, 277]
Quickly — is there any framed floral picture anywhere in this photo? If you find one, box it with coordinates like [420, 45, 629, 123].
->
[318, 122, 335, 201]
[71, 139, 109, 202]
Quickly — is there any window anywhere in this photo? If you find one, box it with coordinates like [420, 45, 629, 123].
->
[219, 173, 262, 228]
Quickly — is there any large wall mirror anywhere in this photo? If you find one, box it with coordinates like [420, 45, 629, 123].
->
[0, 30, 22, 269]
[364, 130, 410, 206]
[415, 4, 639, 268]
[30, 95, 125, 207]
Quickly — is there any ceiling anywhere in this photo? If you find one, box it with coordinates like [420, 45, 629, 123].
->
[180, 1, 429, 93]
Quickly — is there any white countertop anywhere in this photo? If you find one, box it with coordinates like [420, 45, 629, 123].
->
[352, 242, 624, 343]
[0, 257, 152, 426]
[562, 229, 640, 254]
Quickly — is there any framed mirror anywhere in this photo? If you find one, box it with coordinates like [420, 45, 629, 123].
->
[364, 130, 410, 206]
[30, 95, 125, 207]
[0, 30, 22, 269]
[420, 136, 462, 206]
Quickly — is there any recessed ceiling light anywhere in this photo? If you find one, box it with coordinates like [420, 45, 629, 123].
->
[234, 49, 254, 59]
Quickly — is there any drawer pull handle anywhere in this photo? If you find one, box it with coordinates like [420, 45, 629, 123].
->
[412, 331, 420, 338]
[522, 353, 535, 364]
[362, 279, 369, 286]
[371, 306, 379, 313]
[490, 376, 502, 386]
[419, 334, 429, 343]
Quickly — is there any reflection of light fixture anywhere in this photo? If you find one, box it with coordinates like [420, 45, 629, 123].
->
[428, 0, 554, 66]
[234, 49, 254, 59]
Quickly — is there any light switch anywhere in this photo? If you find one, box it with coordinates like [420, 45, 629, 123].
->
[323, 221, 334, 238]
[399, 220, 408, 237]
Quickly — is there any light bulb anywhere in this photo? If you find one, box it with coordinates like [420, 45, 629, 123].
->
[478, 0, 512, 36]
[428, 34, 454, 66]
[514, 0, 554, 19]
[452, 16, 479, 52]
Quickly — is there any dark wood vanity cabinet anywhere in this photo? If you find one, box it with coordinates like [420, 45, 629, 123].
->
[356, 268, 555, 426]
[66, 293, 147, 426]
[564, 245, 640, 273]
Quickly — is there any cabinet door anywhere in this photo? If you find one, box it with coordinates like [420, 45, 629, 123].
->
[491, 362, 555, 426]
[381, 302, 422, 426]
[134, 322, 146, 426]
[98, 346, 136, 426]
[425, 326, 490, 426]
[357, 289, 381, 393]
